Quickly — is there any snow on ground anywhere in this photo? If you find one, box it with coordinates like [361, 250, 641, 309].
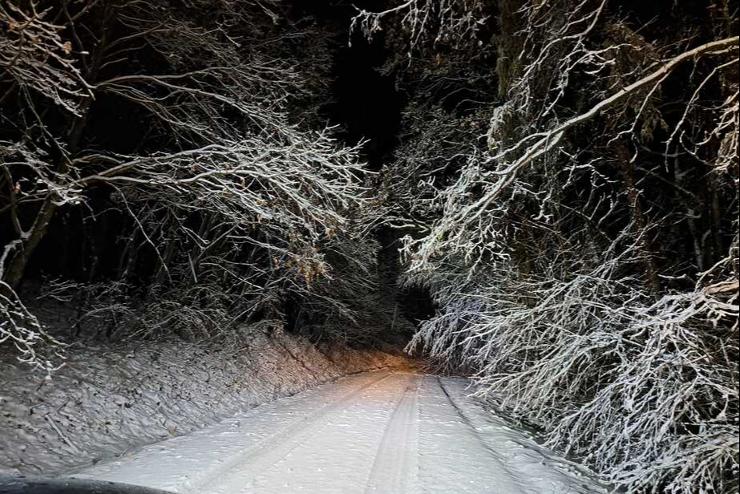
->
[0, 329, 407, 475]
[74, 371, 608, 494]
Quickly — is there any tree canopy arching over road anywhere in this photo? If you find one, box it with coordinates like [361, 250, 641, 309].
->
[1, 1, 738, 492]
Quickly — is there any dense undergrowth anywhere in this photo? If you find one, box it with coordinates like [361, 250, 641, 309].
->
[1, 0, 738, 492]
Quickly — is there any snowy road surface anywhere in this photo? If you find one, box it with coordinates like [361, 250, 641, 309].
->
[75, 371, 606, 494]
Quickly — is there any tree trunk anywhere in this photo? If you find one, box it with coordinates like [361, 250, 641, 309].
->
[615, 143, 660, 294]
[2, 2, 113, 288]
[3, 196, 58, 288]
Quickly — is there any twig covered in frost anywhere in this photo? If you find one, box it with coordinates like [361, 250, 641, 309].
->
[351, 0, 487, 54]
[0, 2, 90, 113]
[0, 281, 64, 373]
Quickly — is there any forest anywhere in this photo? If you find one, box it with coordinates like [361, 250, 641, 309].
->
[1, 0, 738, 492]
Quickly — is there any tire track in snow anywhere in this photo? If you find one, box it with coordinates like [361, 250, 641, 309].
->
[436, 377, 608, 494]
[77, 372, 605, 494]
[434, 377, 528, 493]
[199, 372, 396, 494]
[363, 373, 421, 494]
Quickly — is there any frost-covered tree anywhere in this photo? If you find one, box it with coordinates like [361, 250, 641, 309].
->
[358, 0, 739, 491]
[0, 1, 372, 358]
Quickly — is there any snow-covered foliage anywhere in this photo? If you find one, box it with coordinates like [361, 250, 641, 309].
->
[0, 2, 90, 114]
[408, 247, 738, 492]
[363, 0, 739, 491]
[351, 0, 488, 55]
[0, 282, 62, 373]
[0, 1, 376, 352]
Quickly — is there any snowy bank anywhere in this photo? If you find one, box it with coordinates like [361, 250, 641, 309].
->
[0, 329, 407, 475]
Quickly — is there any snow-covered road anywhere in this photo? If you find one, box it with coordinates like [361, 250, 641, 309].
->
[74, 371, 606, 494]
